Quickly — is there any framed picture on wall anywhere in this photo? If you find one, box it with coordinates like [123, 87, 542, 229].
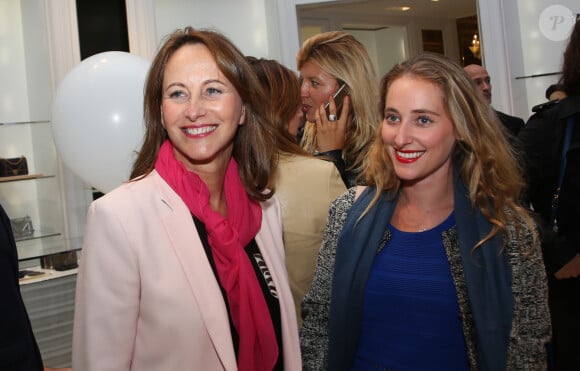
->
[421, 29, 445, 54]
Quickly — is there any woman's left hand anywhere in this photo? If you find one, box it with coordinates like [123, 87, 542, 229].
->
[554, 253, 580, 279]
[314, 95, 350, 152]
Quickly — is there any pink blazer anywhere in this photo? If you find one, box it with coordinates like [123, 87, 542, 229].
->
[72, 170, 301, 370]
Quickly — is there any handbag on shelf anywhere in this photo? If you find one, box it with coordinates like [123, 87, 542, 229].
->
[42, 250, 79, 271]
[0, 156, 29, 177]
[10, 215, 34, 238]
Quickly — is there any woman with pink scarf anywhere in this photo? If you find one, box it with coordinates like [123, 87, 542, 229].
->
[72, 27, 301, 371]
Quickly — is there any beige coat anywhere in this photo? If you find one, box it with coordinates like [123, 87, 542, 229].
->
[72, 170, 301, 371]
[274, 154, 346, 325]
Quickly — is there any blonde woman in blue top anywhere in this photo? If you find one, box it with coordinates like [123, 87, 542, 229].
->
[300, 53, 551, 370]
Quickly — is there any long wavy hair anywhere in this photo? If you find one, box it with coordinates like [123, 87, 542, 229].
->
[559, 20, 580, 96]
[297, 31, 380, 177]
[364, 52, 537, 249]
[246, 56, 311, 158]
[130, 27, 277, 201]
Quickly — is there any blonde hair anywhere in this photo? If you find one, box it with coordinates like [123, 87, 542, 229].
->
[365, 52, 536, 248]
[297, 31, 381, 178]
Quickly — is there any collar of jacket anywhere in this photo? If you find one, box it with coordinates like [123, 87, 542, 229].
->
[328, 167, 513, 371]
[555, 94, 580, 120]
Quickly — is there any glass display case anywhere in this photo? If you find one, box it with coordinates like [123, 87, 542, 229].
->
[0, 1, 88, 367]
[0, 0, 81, 269]
[0, 121, 77, 265]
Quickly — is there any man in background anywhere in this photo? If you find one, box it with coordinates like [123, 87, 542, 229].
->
[464, 64, 525, 137]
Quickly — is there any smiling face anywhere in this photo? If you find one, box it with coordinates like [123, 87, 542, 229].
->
[381, 75, 457, 186]
[299, 60, 340, 122]
[161, 43, 245, 172]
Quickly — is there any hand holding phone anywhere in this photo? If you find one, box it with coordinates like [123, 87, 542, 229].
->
[325, 83, 349, 119]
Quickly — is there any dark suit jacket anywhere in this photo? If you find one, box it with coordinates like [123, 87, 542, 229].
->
[0, 203, 44, 370]
[496, 110, 525, 137]
[494, 110, 526, 157]
[518, 95, 580, 272]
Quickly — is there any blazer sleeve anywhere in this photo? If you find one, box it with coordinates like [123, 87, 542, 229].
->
[299, 188, 355, 370]
[505, 222, 551, 369]
[258, 195, 303, 371]
[73, 199, 141, 371]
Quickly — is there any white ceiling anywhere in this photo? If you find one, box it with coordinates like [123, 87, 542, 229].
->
[298, 0, 477, 23]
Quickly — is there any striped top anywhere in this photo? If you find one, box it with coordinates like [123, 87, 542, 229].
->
[352, 212, 470, 371]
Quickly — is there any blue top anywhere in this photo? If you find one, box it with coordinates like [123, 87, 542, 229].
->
[329, 180, 514, 371]
[352, 212, 470, 371]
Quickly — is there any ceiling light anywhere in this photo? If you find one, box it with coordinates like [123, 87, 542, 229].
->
[385, 6, 411, 12]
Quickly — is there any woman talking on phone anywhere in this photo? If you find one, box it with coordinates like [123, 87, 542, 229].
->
[297, 31, 381, 187]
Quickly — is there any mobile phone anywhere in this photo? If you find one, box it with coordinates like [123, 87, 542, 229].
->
[325, 83, 349, 118]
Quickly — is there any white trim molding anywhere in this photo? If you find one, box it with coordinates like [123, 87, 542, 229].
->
[476, 0, 514, 114]
[125, 0, 157, 61]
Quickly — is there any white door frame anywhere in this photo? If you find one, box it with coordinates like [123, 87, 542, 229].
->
[276, 0, 513, 113]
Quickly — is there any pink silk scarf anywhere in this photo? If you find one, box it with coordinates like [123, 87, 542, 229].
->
[155, 140, 278, 370]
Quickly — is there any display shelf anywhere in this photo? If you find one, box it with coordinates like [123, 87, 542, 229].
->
[0, 120, 71, 264]
[14, 228, 61, 243]
[0, 120, 50, 126]
[0, 173, 47, 182]
[16, 234, 67, 261]
[19, 266, 78, 285]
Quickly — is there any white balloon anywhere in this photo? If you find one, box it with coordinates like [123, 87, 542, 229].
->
[52, 51, 150, 193]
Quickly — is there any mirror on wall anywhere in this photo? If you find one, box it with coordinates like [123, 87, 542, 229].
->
[296, 0, 478, 76]
[0, 0, 52, 124]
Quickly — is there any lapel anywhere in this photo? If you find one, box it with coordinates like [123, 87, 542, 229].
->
[152, 171, 238, 370]
[453, 172, 513, 371]
[254, 197, 301, 371]
[329, 187, 396, 371]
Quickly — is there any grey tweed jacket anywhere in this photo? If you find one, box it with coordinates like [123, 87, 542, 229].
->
[300, 187, 551, 370]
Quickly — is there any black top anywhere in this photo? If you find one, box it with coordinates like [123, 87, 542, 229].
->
[0, 203, 44, 371]
[494, 110, 525, 152]
[496, 109, 525, 137]
[193, 216, 283, 370]
[518, 95, 580, 272]
[316, 149, 359, 188]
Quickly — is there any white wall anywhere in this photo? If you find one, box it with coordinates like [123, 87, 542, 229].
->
[375, 26, 408, 77]
[0, 0, 29, 122]
[152, 0, 282, 59]
[0, 0, 51, 123]
[21, 0, 51, 122]
[511, 1, 578, 116]
[347, 30, 380, 76]
[346, 27, 408, 79]
[479, 0, 579, 121]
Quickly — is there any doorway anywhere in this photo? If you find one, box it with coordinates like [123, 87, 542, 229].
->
[296, 0, 478, 75]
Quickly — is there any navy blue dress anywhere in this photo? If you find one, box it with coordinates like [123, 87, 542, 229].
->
[352, 212, 469, 371]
